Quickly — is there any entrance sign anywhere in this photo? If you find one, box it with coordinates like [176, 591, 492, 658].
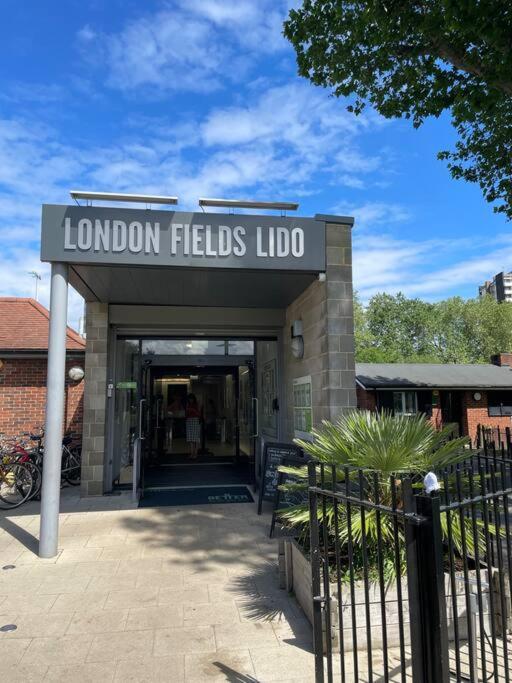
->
[258, 441, 304, 514]
[41, 205, 326, 271]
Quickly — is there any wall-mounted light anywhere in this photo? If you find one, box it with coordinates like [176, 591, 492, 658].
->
[68, 366, 85, 382]
[291, 320, 304, 359]
[473, 392, 482, 401]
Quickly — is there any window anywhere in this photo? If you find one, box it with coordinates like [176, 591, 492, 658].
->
[227, 340, 254, 355]
[293, 375, 313, 438]
[140, 339, 254, 356]
[142, 339, 225, 355]
[488, 391, 512, 416]
[393, 391, 418, 416]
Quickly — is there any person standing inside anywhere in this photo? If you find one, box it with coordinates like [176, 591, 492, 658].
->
[185, 393, 201, 459]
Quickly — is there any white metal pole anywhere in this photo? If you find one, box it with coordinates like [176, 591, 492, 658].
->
[39, 262, 68, 558]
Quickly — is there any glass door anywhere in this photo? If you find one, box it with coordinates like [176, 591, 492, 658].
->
[112, 339, 140, 492]
[135, 361, 152, 500]
[237, 362, 257, 481]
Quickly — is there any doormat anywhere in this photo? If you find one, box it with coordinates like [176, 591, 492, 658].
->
[139, 486, 254, 508]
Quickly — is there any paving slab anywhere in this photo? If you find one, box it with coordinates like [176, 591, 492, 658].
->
[0, 494, 317, 682]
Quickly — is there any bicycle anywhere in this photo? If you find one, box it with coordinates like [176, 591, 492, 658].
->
[0, 459, 34, 509]
[23, 431, 81, 495]
[0, 433, 41, 501]
[61, 435, 81, 486]
[0, 430, 81, 504]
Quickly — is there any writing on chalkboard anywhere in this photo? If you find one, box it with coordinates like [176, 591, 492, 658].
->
[269, 455, 309, 537]
[257, 442, 304, 515]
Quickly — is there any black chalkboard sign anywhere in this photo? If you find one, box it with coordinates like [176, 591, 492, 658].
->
[258, 442, 304, 515]
[269, 454, 309, 537]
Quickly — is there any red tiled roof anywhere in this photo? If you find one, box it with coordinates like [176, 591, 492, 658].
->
[0, 298, 85, 352]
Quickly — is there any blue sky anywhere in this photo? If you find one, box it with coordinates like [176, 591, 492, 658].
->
[1, 0, 510, 328]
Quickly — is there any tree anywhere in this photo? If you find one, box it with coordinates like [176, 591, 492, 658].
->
[284, 1, 512, 218]
[355, 292, 512, 363]
[365, 292, 437, 361]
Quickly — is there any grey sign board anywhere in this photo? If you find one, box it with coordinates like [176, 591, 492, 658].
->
[40, 205, 326, 272]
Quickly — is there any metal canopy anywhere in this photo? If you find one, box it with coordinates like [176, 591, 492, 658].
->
[69, 263, 316, 308]
[69, 190, 178, 205]
[198, 198, 299, 211]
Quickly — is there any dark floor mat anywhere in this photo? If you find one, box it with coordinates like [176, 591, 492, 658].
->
[153, 453, 236, 465]
[144, 463, 252, 487]
[139, 485, 254, 508]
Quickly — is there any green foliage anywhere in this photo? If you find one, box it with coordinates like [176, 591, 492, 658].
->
[295, 410, 470, 474]
[355, 291, 512, 363]
[278, 411, 494, 580]
[284, 1, 512, 218]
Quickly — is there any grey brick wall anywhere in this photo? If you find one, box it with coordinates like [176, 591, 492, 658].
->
[283, 221, 356, 439]
[81, 302, 108, 496]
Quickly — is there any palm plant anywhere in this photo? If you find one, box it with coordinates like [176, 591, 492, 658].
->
[278, 410, 491, 581]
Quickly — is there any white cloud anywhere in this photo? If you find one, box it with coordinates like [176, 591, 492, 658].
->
[78, 2, 291, 92]
[182, 0, 287, 53]
[104, 11, 228, 92]
[0, 102, 508, 324]
[201, 83, 361, 147]
[334, 201, 411, 230]
[77, 24, 96, 43]
[0, 80, 385, 326]
[353, 225, 512, 302]
[0, 248, 84, 333]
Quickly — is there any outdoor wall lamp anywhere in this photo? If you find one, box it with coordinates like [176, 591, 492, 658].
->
[291, 320, 304, 359]
[68, 366, 85, 382]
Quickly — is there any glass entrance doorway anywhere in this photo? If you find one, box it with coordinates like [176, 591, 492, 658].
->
[110, 337, 258, 500]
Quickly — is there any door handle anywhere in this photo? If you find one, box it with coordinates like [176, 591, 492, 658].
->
[138, 398, 147, 440]
[251, 397, 259, 438]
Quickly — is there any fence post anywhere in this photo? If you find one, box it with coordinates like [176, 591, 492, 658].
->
[308, 461, 325, 682]
[403, 480, 424, 681]
[405, 488, 450, 683]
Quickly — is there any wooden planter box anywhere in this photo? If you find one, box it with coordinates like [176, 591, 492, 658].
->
[278, 538, 508, 653]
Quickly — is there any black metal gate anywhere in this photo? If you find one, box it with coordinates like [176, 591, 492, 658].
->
[308, 455, 512, 682]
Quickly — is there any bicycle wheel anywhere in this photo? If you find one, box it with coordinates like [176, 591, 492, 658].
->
[0, 462, 34, 509]
[25, 459, 43, 499]
[63, 448, 81, 486]
[7, 454, 41, 500]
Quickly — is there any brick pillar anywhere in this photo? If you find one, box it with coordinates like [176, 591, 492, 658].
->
[81, 302, 108, 496]
[491, 352, 512, 367]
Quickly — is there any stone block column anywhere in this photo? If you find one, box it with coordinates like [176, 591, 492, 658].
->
[324, 221, 357, 419]
[81, 302, 108, 496]
[283, 218, 356, 439]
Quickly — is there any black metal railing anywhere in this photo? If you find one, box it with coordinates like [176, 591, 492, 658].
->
[308, 455, 512, 682]
[477, 424, 512, 457]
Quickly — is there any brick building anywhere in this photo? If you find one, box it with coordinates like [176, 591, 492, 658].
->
[356, 353, 512, 444]
[0, 297, 85, 438]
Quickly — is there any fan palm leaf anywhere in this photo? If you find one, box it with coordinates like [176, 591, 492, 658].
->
[278, 410, 498, 580]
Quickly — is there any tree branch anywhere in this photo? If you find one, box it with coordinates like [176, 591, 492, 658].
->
[433, 40, 512, 96]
